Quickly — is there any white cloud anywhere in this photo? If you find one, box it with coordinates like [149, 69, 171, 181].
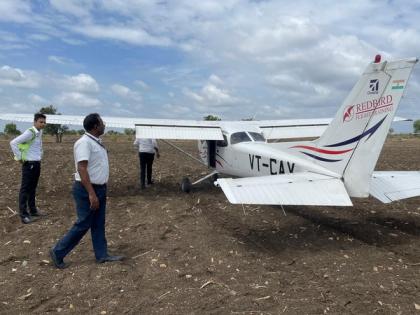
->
[389, 29, 420, 55]
[0, 102, 40, 113]
[0, 0, 31, 23]
[71, 23, 172, 46]
[209, 74, 223, 85]
[61, 37, 85, 45]
[48, 55, 74, 65]
[184, 75, 240, 110]
[28, 34, 51, 42]
[0, 65, 39, 88]
[162, 103, 190, 115]
[111, 84, 142, 101]
[28, 93, 48, 104]
[1, 1, 420, 121]
[63, 73, 99, 93]
[55, 92, 102, 108]
[49, 0, 93, 18]
[134, 80, 149, 89]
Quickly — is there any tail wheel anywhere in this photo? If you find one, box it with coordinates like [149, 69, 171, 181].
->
[181, 177, 191, 193]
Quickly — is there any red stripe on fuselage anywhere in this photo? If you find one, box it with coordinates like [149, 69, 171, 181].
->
[290, 145, 353, 155]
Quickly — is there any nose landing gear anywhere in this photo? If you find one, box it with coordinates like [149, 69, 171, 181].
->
[180, 171, 219, 193]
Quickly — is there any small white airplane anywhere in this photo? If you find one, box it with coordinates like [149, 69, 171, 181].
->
[2, 56, 420, 207]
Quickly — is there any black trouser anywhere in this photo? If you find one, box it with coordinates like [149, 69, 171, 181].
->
[139, 152, 155, 187]
[19, 161, 41, 218]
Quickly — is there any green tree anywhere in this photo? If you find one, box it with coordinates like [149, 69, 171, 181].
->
[124, 128, 135, 135]
[4, 123, 21, 135]
[64, 129, 78, 135]
[39, 105, 63, 142]
[203, 114, 221, 121]
[107, 130, 121, 135]
[414, 120, 420, 134]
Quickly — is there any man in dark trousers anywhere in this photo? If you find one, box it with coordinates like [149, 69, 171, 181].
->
[10, 113, 46, 224]
[133, 138, 160, 189]
[50, 113, 123, 269]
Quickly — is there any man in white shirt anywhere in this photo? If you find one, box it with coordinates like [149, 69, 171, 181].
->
[10, 113, 46, 224]
[50, 113, 123, 269]
[133, 138, 160, 189]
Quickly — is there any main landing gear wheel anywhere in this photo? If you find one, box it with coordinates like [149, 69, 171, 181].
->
[181, 177, 192, 193]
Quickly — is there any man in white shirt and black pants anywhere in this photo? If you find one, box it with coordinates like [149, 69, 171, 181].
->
[133, 138, 160, 189]
[10, 113, 46, 224]
[50, 113, 123, 269]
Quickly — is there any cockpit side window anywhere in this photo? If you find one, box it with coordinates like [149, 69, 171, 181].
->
[230, 132, 251, 145]
[216, 135, 228, 147]
[248, 132, 265, 142]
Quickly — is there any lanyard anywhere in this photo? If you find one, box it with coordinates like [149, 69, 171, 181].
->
[85, 134, 107, 151]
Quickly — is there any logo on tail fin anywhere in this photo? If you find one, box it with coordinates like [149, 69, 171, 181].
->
[342, 95, 393, 122]
[343, 105, 355, 122]
[368, 79, 379, 94]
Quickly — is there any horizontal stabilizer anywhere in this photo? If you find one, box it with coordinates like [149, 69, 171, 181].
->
[216, 173, 352, 206]
[370, 171, 420, 203]
[135, 124, 223, 140]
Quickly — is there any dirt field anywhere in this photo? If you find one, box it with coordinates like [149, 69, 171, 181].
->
[0, 135, 420, 314]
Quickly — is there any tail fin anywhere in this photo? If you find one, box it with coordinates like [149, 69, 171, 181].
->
[312, 57, 417, 197]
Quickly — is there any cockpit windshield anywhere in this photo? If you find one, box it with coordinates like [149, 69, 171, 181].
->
[248, 132, 265, 142]
[230, 132, 252, 145]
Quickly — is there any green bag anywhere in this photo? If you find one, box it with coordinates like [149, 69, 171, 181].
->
[16, 128, 36, 162]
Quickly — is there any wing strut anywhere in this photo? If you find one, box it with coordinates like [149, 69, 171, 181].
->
[161, 139, 206, 166]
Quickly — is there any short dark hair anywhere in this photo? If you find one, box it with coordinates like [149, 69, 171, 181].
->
[34, 113, 46, 121]
[83, 113, 102, 131]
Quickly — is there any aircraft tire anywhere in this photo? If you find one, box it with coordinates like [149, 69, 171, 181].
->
[181, 177, 191, 193]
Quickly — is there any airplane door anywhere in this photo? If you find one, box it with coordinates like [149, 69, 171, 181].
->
[197, 140, 217, 168]
[207, 140, 216, 168]
[215, 135, 232, 172]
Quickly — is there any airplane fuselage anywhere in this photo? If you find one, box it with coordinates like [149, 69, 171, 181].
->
[198, 136, 311, 178]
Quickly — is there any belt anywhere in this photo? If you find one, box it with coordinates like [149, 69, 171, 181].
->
[24, 161, 40, 164]
[92, 183, 107, 188]
[75, 181, 107, 188]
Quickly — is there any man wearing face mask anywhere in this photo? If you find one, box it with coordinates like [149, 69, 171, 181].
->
[50, 113, 124, 269]
[10, 113, 46, 224]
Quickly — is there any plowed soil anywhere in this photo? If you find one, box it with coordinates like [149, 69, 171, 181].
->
[0, 135, 420, 315]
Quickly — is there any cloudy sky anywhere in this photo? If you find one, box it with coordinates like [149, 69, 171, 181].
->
[0, 0, 419, 130]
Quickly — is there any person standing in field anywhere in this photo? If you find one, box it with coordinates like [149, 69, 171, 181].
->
[133, 138, 160, 189]
[50, 113, 123, 269]
[10, 113, 46, 224]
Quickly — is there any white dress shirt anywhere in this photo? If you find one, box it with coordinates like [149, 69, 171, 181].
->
[10, 127, 43, 161]
[133, 138, 158, 153]
[74, 133, 109, 185]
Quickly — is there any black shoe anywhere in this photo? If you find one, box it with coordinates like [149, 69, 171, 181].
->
[96, 255, 124, 264]
[49, 249, 68, 269]
[147, 181, 154, 185]
[140, 185, 146, 190]
[30, 208, 45, 217]
[21, 216, 32, 224]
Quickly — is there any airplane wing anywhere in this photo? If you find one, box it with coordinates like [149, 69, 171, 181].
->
[135, 122, 223, 140]
[216, 173, 353, 206]
[0, 114, 410, 140]
[370, 171, 420, 203]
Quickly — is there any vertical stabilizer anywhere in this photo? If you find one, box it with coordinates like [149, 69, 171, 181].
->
[312, 57, 417, 197]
